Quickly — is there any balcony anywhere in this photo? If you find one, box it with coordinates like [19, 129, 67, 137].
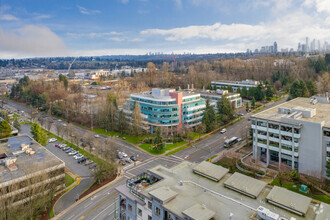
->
[182, 104, 206, 112]
[183, 116, 203, 123]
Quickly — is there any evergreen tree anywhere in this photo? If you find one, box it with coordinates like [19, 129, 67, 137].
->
[132, 101, 142, 136]
[227, 86, 233, 93]
[13, 118, 21, 131]
[245, 102, 249, 111]
[217, 96, 234, 123]
[202, 98, 216, 132]
[305, 80, 318, 96]
[30, 122, 48, 145]
[153, 127, 163, 151]
[241, 87, 247, 98]
[289, 80, 309, 99]
[0, 120, 12, 139]
[265, 85, 274, 98]
[0, 110, 9, 121]
[254, 84, 265, 101]
[236, 87, 241, 95]
[251, 97, 256, 108]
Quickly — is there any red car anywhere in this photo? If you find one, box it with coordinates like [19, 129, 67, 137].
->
[50, 120, 54, 123]
[55, 144, 59, 147]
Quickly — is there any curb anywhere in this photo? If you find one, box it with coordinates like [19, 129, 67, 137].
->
[53, 172, 124, 220]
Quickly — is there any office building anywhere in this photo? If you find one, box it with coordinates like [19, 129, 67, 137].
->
[0, 135, 65, 210]
[250, 96, 330, 178]
[211, 80, 260, 93]
[274, 41, 278, 53]
[198, 89, 242, 109]
[123, 88, 206, 134]
[116, 161, 315, 220]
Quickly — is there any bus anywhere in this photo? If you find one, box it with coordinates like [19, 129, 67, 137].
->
[224, 136, 239, 148]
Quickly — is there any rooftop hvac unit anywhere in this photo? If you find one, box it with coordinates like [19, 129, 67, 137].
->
[310, 97, 318, 105]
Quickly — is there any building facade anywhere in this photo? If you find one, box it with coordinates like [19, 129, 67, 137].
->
[250, 96, 330, 179]
[124, 88, 206, 134]
[199, 89, 242, 109]
[0, 135, 65, 212]
[211, 80, 259, 93]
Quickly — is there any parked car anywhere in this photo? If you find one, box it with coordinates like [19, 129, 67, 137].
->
[69, 150, 78, 156]
[117, 151, 128, 159]
[237, 138, 242, 142]
[89, 163, 97, 169]
[118, 160, 126, 166]
[85, 160, 94, 165]
[121, 152, 128, 157]
[62, 123, 67, 127]
[65, 148, 73, 153]
[62, 147, 69, 151]
[48, 138, 57, 143]
[94, 134, 100, 138]
[50, 120, 54, 123]
[122, 137, 126, 140]
[130, 156, 137, 161]
[55, 144, 59, 147]
[220, 128, 227, 134]
[74, 154, 83, 160]
[58, 119, 62, 122]
[125, 157, 132, 163]
[78, 157, 87, 164]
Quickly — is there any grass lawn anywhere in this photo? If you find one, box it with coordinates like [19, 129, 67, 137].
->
[93, 128, 150, 145]
[271, 178, 330, 204]
[139, 141, 186, 155]
[65, 174, 75, 187]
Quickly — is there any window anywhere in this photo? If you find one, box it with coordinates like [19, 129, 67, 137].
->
[148, 215, 152, 220]
[148, 201, 152, 209]
[138, 208, 142, 217]
[128, 204, 132, 212]
[128, 217, 131, 220]
[155, 207, 161, 216]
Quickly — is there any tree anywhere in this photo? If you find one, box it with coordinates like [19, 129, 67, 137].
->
[265, 85, 274, 98]
[217, 96, 234, 123]
[245, 102, 249, 112]
[195, 123, 206, 140]
[59, 74, 68, 90]
[305, 79, 318, 96]
[13, 118, 21, 131]
[93, 162, 117, 184]
[241, 87, 247, 98]
[289, 80, 309, 99]
[317, 72, 330, 94]
[0, 110, 9, 121]
[132, 101, 142, 136]
[254, 84, 265, 101]
[186, 131, 194, 144]
[118, 110, 127, 134]
[251, 97, 256, 109]
[0, 120, 12, 138]
[30, 122, 48, 145]
[202, 97, 216, 132]
[153, 127, 163, 151]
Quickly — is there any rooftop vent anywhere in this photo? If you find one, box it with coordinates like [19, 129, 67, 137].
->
[179, 180, 183, 186]
[310, 97, 318, 105]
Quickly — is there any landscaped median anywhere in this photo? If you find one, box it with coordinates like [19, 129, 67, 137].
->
[139, 141, 187, 155]
[92, 128, 151, 145]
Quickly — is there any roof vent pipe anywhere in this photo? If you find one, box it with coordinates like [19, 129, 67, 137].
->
[179, 180, 183, 186]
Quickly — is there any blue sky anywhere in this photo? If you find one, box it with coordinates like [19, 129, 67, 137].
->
[0, 0, 329, 58]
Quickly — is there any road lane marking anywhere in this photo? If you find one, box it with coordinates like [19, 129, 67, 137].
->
[67, 215, 76, 220]
[91, 199, 118, 220]
[169, 155, 184, 161]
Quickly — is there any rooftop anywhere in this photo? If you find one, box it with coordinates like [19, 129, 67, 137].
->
[149, 186, 178, 203]
[266, 186, 312, 216]
[193, 161, 228, 182]
[0, 135, 64, 184]
[135, 161, 315, 220]
[131, 88, 201, 101]
[223, 172, 267, 198]
[315, 202, 330, 220]
[252, 97, 330, 127]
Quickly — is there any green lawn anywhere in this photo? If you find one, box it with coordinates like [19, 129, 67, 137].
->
[65, 174, 75, 187]
[139, 141, 186, 155]
[93, 128, 150, 145]
[271, 178, 330, 204]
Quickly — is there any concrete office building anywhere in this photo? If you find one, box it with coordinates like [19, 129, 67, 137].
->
[0, 135, 65, 210]
[211, 80, 260, 93]
[115, 161, 315, 220]
[198, 89, 242, 109]
[123, 88, 206, 134]
[250, 96, 330, 179]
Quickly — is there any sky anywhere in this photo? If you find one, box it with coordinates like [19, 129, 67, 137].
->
[0, 0, 329, 58]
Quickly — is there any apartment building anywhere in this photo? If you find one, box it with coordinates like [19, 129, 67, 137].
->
[211, 79, 259, 93]
[0, 135, 65, 210]
[123, 88, 206, 134]
[116, 161, 315, 220]
[198, 89, 242, 109]
[250, 96, 330, 179]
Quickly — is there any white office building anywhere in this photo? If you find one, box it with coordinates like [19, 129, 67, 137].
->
[211, 80, 260, 93]
[250, 96, 330, 179]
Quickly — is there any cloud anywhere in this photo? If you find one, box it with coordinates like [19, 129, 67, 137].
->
[121, 0, 129, 4]
[77, 5, 101, 15]
[108, 37, 124, 42]
[303, 0, 330, 14]
[0, 14, 19, 21]
[66, 31, 122, 38]
[33, 14, 52, 20]
[173, 0, 182, 8]
[0, 25, 67, 58]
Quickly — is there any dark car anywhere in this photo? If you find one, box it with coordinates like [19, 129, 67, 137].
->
[130, 156, 137, 161]
[78, 157, 87, 164]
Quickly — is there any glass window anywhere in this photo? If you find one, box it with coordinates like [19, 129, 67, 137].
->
[128, 204, 132, 212]
[155, 207, 161, 216]
[148, 201, 152, 209]
[148, 215, 152, 220]
[138, 208, 142, 216]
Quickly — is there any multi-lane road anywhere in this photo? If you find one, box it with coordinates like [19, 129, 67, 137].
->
[3, 97, 288, 219]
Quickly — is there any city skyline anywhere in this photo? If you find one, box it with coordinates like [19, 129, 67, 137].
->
[0, 0, 329, 59]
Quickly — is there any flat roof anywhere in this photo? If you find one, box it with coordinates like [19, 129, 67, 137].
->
[266, 186, 311, 216]
[223, 172, 267, 198]
[193, 161, 229, 182]
[182, 204, 215, 220]
[315, 202, 330, 220]
[149, 186, 178, 203]
[115, 184, 145, 205]
[0, 135, 64, 184]
[252, 97, 330, 127]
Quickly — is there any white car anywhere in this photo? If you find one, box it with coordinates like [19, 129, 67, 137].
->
[69, 150, 78, 156]
[74, 154, 83, 160]
[49, 138, 57, 143]
[62, 123, 67, 127]
[220, 128, 227, 134]
[94, 134, 100, 138]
